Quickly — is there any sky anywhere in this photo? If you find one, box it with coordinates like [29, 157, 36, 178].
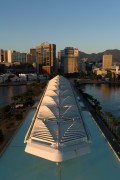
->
[1, 0, 120, 54]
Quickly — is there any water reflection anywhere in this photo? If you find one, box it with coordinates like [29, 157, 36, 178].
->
[0, 85, 27, 107]
[101, 84, 111, 100]
[82, 84, 120, 119]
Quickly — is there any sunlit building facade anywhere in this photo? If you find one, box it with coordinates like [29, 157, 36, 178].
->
[30, 43, 56, 74]
[102, 55, 112, 70]
[62, 47, 79, 74]
[24, 75, 90, 162]
[7, 50, 13, 63]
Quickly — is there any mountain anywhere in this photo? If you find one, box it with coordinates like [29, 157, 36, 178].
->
[79, 49, 120, 63]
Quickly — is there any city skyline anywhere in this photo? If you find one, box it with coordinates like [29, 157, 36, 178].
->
[1, 0, 120, 53]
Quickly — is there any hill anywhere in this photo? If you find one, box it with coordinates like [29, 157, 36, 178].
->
[79, 49, 120, 63]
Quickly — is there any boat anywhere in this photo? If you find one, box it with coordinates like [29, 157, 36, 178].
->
[24, 75, 90, 162]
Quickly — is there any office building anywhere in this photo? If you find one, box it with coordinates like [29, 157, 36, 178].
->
[102, 55, 112, 69]
[4, 50, 8, 62]
[0, 49, 4, 62]
[62, 47, 79, 74]
[30, 43, 56, 74]
[26, 53, 32, 64]
[7, 50, 13, 63]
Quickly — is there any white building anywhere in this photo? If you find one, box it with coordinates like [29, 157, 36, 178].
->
[24, 75, 90, 162]
[19, 73, 37, 81]
[19, 74, 27, 81]
[93, 67, 107, 76]
[28, 73, 37, 81]
[10, 75, 20, 82]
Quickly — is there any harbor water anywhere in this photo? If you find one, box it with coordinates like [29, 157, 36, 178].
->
[81, 83, 120, 119]
[0, 85, 27, 107]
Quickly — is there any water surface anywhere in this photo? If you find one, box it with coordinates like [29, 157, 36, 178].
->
[81, 83, 120, 119]
[0, 85, 27, 107]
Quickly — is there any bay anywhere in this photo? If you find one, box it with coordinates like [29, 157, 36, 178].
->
[0, 85, 27, 107]
[81, 83, 120, 120]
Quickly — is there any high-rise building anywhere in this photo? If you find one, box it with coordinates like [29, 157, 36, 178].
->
[21, 53, 27, 63]
[0, 49, 4, 62]
[7, 50, 13, 63]
[4, 50, 8, 62]
[62, 47, 79, 74]
[1, 49, 27, 64]
[58, 50, 65, 73]
[29, 49, 37, 64]
[102, 55, 112, 69]
[12, 51, 21, 63]
[26, 53, 32, 64]
[30, 43, 56, 74]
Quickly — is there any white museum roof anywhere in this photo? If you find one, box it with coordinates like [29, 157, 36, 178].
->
[24, 75, 90, 162]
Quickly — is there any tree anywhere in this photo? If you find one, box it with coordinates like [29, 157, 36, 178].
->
[117, 132, 120, 142]
[96, 74, 102, 80]
[105, 73, 112, 81]
[105, 112, 119, 127]
[14, 112, 23, 121]
[0, 64, 5, 73]
[0, 105, 11, 119]
[0, 129, 4, 142]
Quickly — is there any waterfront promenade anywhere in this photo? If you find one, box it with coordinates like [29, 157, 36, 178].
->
[0, 81, 28, 86]
[77, 89, 120, 161]
[77, 79, 120, 85]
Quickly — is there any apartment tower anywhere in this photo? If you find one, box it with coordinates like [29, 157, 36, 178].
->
[30, 43, 56, 74]
[63, 47, 79, 74]
[102, 55, 112, 70]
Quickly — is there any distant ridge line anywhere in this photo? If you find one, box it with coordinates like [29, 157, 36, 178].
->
[79, 49, 120, 62]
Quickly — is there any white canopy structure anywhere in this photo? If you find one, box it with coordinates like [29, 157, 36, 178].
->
[24, 75, 90, 162]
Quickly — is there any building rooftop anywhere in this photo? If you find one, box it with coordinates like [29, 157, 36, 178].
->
[24, 75, 90, 162]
